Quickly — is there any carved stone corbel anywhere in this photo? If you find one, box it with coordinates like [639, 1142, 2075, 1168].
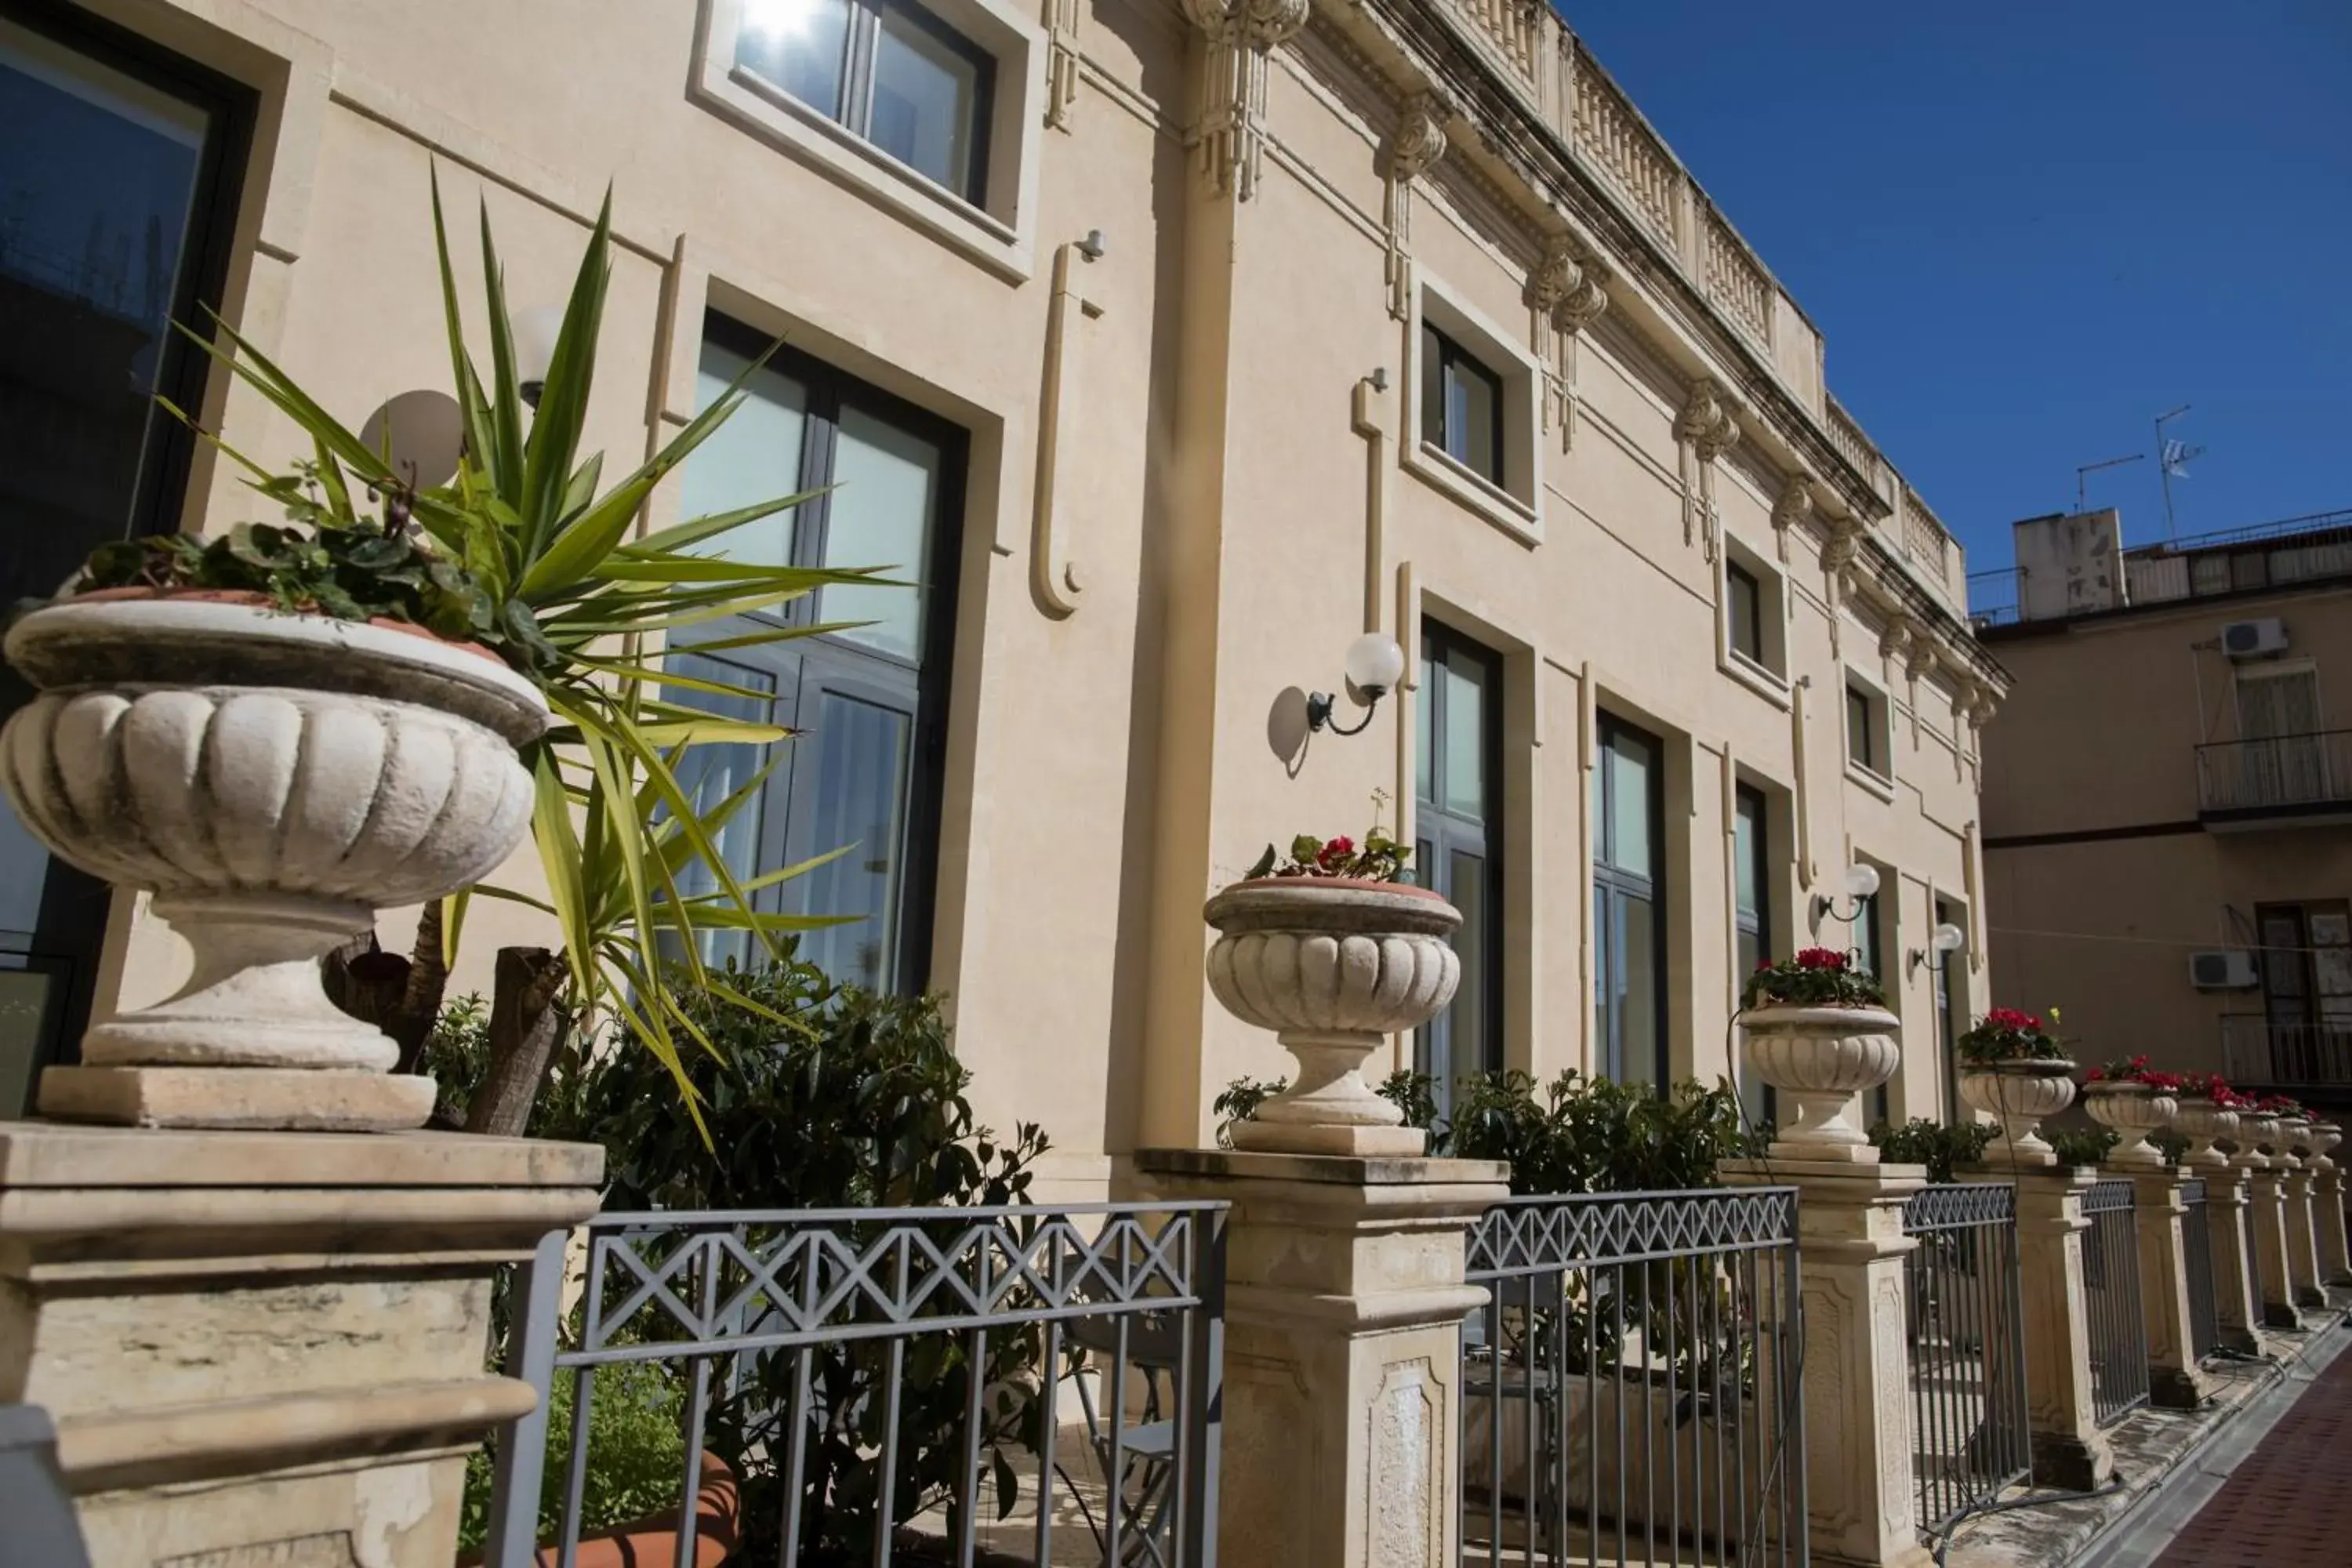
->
[1527, 235, 1609, 448]
[1677, 378, 1740, 561]
[1185, 0, 1312, 202]
[1821, 513, 1865, 656]
[1771, 476, 1815, 566]
[1045, 0, 1083, 129]
[1382, 92, 1450, 318]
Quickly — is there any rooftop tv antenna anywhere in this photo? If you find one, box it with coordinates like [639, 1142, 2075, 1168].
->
[2156, 405, 2203, 540]
[2075, 452, 2144, 514]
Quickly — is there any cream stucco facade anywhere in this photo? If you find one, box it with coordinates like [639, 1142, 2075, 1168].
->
[13, 0, 2005, 1189]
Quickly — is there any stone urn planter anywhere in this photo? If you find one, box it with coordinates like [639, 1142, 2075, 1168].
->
[2234, 1112, 2284, 1167]
[2310, 1121, 2344, 1171]
[1739, 1003, 1902, 1163]
[0, 597, 547, 1131]
[2172, 1095, 2239, 1171]
[1203, 877, 1459, 1156]
[2082, 1080, 2178, 1170]
[2278, 1116, 2315, 1167]
[1957, 1060, 2079, 1166]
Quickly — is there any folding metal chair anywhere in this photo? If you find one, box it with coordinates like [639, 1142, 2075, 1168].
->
[1055, 1311, 1185, 1568]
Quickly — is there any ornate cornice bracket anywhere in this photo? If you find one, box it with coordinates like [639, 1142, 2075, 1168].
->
[1526, 235, 1610, 448]
[1185, 0, 1311, 201]
[1677, 377, 1741, 559]
[1771, 477, 1815, 565]
[1382, 91, 1452, 318]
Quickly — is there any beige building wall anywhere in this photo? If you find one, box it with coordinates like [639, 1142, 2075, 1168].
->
[1983, 576, 2352, 1090]
[36, 0, 2005, 1189]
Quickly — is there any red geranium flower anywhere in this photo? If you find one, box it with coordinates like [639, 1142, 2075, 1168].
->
[1316, 835, 1356, 869]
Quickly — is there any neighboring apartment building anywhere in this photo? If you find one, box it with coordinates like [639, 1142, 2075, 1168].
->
[0, 0, 2004, 1189]
[1978, 506, 2352, 1114]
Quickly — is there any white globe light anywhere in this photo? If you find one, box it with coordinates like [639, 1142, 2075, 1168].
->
[1843, 862, 1881, 900]
[512, 303, 565, 390]
[1932, 921, 1967, 954]
[1342, 633, 1406, 695]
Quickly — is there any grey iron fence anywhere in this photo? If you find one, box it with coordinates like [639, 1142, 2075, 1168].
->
[1900, 1183, 2031, 1533]
[2081, 1180, 2150, 1428]
[1458, 1188, 1806, 1567]
[485, 1202, 1226, 1568]
[2180, 1178, 2220, 1361]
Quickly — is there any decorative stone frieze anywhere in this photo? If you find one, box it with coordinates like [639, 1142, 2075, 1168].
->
[1185, 0, 1311, 201]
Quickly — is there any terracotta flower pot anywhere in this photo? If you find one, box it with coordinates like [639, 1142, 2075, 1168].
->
[1957, 1059, 2078, 1166]
[1203, 876, 1459, 1156]
[1737, 1003, 1901, 1163]
[2082, 1080, 2177, 1171]
[2171, 1096, 2239, 1171]
[0, 597, 547, 1131]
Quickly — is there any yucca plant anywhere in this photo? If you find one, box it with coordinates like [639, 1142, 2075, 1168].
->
[167, 172, 886, 1132]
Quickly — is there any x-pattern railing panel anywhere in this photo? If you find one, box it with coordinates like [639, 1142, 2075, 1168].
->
[1903, 1181, 2016, 1235]
[1467, 1187, 1798, 1279]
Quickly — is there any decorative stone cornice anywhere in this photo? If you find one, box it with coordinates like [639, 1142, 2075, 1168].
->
[1878, 615, 1916, 667]
[1771, 477, 1815, 564]
[1525, 235, 1607, 332]
[1185, 0, 1312, 201]
[1384, 91, 1451, 183]
[1678, 377, 1741, 464]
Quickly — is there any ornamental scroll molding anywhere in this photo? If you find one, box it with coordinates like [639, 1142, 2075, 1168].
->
[1771, 476, 1815, 565]
[1185, 0, 1312, 202]
[1382, 93, 1451, 318]
[1526, 235, 1610, 449]
[1677, 377, 1741, 561]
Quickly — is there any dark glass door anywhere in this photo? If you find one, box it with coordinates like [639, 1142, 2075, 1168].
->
[1734, 784, 1771, 1128]
[1414, 622, 1502, 1108]
[0, 2, 249, 1112]
[1594, 713, 1666, 1090]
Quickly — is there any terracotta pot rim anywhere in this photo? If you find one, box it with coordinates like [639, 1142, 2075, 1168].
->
[64, 585, 508, 666]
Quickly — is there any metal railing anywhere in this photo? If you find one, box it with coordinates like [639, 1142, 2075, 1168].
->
[1900, 1183, 2031, 1533]
[1965, 568, 2020, 628]
[2220, 1014, 2352, 1087]
[2180, 1178, 2221, 1361]
[2195, 730, 2352, 816]
[485, 1202, 1226, 1568]
[2080, 1181, 2150, 1428]
[1458, 1188, 1807, 1567]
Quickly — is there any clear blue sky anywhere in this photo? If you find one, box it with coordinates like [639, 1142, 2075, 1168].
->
[1562, 1, 2352, 581]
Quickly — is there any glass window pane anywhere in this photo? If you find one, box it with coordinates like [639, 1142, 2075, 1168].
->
[1594, 883, 1615, 1073]
[1606, 732, 1652, 880]
[1415, 650, 1435, 805]
[1447, 358, 1498, 480]
[870, 5, 983, 194]
[1440, 658, 1484, 818]
[821, 406, 940, 662]
[680, 337, 810, 571]
[1852, 890, 1881, 978]
[662, 652, 779, 970]
[1619, 889, 1658, 1090]
[0, 967, 53, 1117]
[1420, 325, 1445, 451]
[1848, 687, 1875, 770]
[1447, 851, 1488, 1074]
[794, 690, 913, 989]
[735, 0, 852, 118]
[1729, 564, 1761, 662]
[1733, 790, 1762, 920]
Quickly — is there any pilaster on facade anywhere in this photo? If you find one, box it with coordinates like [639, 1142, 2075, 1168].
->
[1185, 0, 1312, 202]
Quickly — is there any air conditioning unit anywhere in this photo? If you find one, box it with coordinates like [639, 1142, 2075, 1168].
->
[2221, 618, 2289, 659]
[2188, 949, 2259, 990]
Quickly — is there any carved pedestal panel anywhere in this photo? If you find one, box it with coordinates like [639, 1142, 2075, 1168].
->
[2004, 1167, 2114, 1491]
[2128, 1171, 2216, 1409]
[2202, 1172, 2269, 1356]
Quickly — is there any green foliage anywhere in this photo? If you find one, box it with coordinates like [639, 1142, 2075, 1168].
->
[1446, 1071, 1755, 1195]
[1212, 1075, 1289, 1149]
[1868, 1118, 1995, 1182]
[2151, 1127, 2191, 1167]
[1243, 826, 1413, 883]
[1375, 1069, 1444, 1144]
[459, 1355, 684, 1554]
[1740, 947, 1887, 1011]
[419, 993, 596, 1134]
[2046, 1127, 2120, 1167]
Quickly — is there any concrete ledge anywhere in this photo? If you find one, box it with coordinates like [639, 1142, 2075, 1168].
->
[0, 1123, 604, 1189]
[1135, 1145, 1512, 1186]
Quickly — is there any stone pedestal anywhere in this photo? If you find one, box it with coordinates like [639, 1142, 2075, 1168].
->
[2201, 1170, 2269, 1356]
[0, 1122, 603, 1567]
[1134, 1147, 1508, 1568]
[2245, 1161, 2300, 1327]
[2127, 1171, 2216, 1408]
[2317, 1167, 2352, 1287]
[1720, 1156, 1931, 1568]
[2285, 1169, 2328, 1307]
[1990, 1163, 2114, 1491]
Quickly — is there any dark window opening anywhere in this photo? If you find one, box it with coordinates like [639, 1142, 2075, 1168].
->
[1419, 322, 1504, 486]
[1848, 683, 1882, 775]
[1414, 622, 1504, 1112]
[1727, 560, 1764, 666]
[1594, 713, 1668, 1092]
[1735, 783, 1772, 1128]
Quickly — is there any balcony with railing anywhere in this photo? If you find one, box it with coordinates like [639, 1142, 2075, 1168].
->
[2194, 729, 2352, 825]
[1972, 507, 2352, 630]
[2220, 1012, 2352, 1090]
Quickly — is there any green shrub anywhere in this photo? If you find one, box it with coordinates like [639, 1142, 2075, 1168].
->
[1869, 1119, 1995, 1182]
[2047, 1127, 2120, 1168]
[458, 1356, 685, 1553]
[1213, 1069, 1445, 1150]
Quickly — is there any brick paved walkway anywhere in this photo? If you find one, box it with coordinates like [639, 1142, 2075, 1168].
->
[2151, 1346, 2352, 1568]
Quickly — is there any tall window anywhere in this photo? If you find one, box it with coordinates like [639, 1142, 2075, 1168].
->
[666, 317, 964, 992]
[1419, 324, 1504, 485]
[1594, 714, 1667, 1090]
[1935, 896, 1965, 1124]
[1846, 681, 1882, 775]
[1414, 624, 1502, 1104]
[1726, 561, 1765, 667]
[735, 0, 994, 202]
[1849, 875, 1887, 1123]
[0, 3, 250, 1113]
[1734, 785, 1772, 1127]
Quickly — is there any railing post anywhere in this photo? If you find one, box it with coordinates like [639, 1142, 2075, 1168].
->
[1177, 1205, 1229, 1567]
[1984, 1160, 2115, 1490]
[2281, 1125, 2329, 1307]
[2194, 1152, 2268, 1355]
[485, 1225, 571, 1568]
[2238, 1139, 2302, 1327]
[2315, 1156, 2352, 1290]
[2122, 1168, 2215, 1408]
[1134, 1149, 1510, 1568]
[1721, 1154, 1933, 1568]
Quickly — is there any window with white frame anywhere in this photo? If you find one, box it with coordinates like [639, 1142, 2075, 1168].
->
[1404, 276, 1543, 539]
[1846, 674, 1892, 784]
[1720, 538, 1788, 690]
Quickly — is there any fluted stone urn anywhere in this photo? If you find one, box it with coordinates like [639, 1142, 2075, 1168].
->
[2277, 1116, 2315, 1168]
[2082, 1080, 2178, 1170]
[2237, 1112, 2285, 1168]
[0, 597, 547, 1131]
[1958, 1060, 2079, 1167]
[2310, 1121, 2343, 1171]
[1738, 1004, 1901, 1163]
[1204, 877, 1460, 1156]
[2172, 1096, 2240, 1170]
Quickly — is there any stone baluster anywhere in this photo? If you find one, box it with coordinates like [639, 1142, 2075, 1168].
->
[2175, 1096, 2267, 1353]
[1981, 1154, 2114, 1490]
[2281, 1119, 2328, 1307]
[2125, 1167, 2217, 1407]
[2310, 1123, 2351, 1290]
[2238, 1115, 2302, 1327]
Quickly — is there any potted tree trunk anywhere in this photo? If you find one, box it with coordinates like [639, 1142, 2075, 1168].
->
[1204, 829, 1458, 1156]
[2080, 1054, 2184, 1171]
[1736, 946, 1900, 1163]
[1955, 1007, 2077, 1167]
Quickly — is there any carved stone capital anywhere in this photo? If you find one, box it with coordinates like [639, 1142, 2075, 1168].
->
[1773, 477, 1816, 535]
[1820, 514, 1864, 574]
[1679, 376, 1740, 463]
[1525, 237, 1583, 317]
[1385, 92, 1451, 183]
[1183, 0, 1309, 50]
[1877, 615, 1916, 666]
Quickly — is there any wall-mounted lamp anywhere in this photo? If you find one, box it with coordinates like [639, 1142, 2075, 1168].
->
[1077, 228, 1107, 260]
[1811, 862, 1881, 927]
[513, 303, 565, 409]
[1909, 921, 1968, 976]
[1306, 633, 1406, 737]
